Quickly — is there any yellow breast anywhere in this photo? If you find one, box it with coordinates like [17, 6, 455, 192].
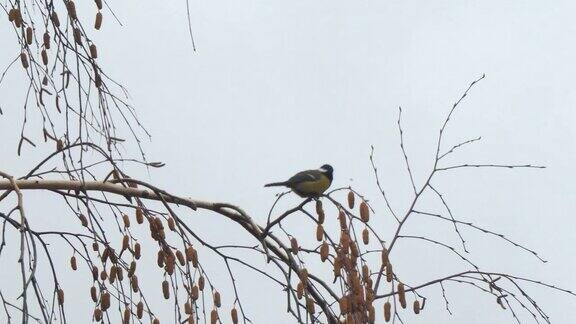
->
[292, 174, 331, 197]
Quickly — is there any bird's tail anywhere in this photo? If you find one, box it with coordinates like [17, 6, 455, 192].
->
[264, 181, 287, 187]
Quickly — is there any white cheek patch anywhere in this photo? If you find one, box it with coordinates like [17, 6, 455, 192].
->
[318, 168, 328, 173]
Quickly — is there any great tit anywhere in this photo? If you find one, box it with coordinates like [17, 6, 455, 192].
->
[265, 164, 334, 198]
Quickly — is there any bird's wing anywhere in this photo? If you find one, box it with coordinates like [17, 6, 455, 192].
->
[285, 169, 322, 186]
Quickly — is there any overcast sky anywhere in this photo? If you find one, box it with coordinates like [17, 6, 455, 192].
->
[1, 1, 575, 323]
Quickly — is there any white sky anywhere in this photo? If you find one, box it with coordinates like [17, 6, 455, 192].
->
[1, 0, 575, 323]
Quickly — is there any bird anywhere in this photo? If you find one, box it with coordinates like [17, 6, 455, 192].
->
[265, 164, 334, 198]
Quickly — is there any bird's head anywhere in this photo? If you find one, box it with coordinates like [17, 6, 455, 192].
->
[319, 164, 334, 180]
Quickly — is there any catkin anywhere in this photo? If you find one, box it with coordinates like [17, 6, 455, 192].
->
[122, 214, 130, 227]
[41, 50, 48, 65]
[333, 257, 342, 277]
[101, 246, 110, 263]
[131, 275, 139, 292]
[386, 263, 393, 282]
[381, 248, 389, 266]
[165, 252, 175, 275]
[338, 210, 347, 229]
[162, 280, 170, 299]
[384, 301, 391, 322]
[94, 308, 102, 321]
[101, 292, 111, 311]
[339, 296, 349, 314]
[413, 300, 420, 314]
[362, 264, 369, 280]
[51, 12, 60, 28]
[290, 237, 298, 255]
[316, 224, 323, 242]
[128, 261, 136, 277]
[134, 243, 141, 259]
[157, 250, 165, 268]
[137, 301, 143, 318]
[191, 248, 199, 268]
[20, 52, 28, 69]
[122, 235, 129, 252]
[360, 201, 369, 222]
[79, 213, 88, 227]
[316, 200, 325, 224]
[398, 283, 406, 308]
[8, 9, 18, 22]
[231, 307, 238, 324]
[26, 27, 33, 45]
[91, 266, 98, 281]
[186, 246, 194, 262]
[210, 310, 218, 324]
[198, 276, 205, 291]
[66, 1, 77, 20]
[95, 12, 102, 30]
[320, 242, 329, 262]
[167, 217, 176, 231]
[73, 28, 82, 45]
[362, 228, 369, 245]
[117, 266, 124, 281]
[191, 285, 199, 301]
[43, 32, 50, 49]
[306, 298, 315, 314]
[100, 269, 107, 281]
[176, 250, 185, 266]
[123, 307, 130, 324]
[213, 291, 221, 307]
[70, 256, 77, 270]
[90, 286, 97, 302]
[184, 301, 192, 314]
[57, 288, 64, 305]
[135, 207, 143, 224]
[368, 304, 375, 323]
[347, 190, 355, 209]
[109, 265, 117, 284]
[296, 282, 304, 300]
[95, 0, 103, 10]
[153, 319, 160, 324]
